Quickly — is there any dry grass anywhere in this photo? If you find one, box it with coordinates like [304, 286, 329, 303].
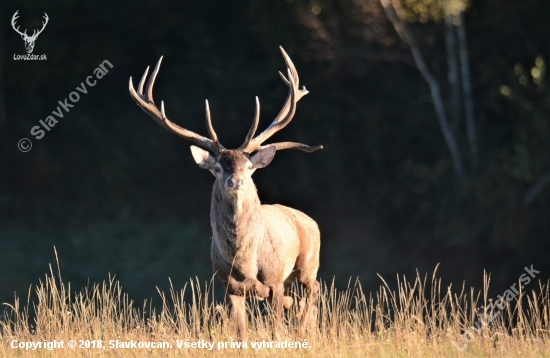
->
[1, 261, 549, 357]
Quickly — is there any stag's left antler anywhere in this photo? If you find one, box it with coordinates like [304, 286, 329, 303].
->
[239, 46, 323, 154]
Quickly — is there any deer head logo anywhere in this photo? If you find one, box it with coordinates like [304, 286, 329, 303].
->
[11, 11, 49, 54]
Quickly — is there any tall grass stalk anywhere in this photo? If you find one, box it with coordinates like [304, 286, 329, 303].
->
[1, 263, 549, 357]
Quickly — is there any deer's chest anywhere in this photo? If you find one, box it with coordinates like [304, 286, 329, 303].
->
[210, 230, 263, 279]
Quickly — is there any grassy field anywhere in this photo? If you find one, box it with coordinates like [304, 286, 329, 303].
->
[1, 259, 549, 357]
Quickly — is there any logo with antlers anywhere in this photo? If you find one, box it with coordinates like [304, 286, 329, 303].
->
[11, 11, 49, 54]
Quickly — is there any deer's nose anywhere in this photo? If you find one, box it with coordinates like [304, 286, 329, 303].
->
[227, 176, 244, 190]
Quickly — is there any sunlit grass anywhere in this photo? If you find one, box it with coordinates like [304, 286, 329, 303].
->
[1, 260, 549, 357]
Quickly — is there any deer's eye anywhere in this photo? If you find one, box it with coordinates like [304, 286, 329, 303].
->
[213, 167, 221, 173]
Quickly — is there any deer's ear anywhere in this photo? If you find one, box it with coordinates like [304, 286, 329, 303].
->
[250, 146, 276, 169]
[190, 146, 216, 169]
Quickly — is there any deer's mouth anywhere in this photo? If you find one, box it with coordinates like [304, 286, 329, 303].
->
[226, 187, 245, 196]
[228, 185, 245, 190]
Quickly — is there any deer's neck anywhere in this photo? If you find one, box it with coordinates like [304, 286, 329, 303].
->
[210, 182, 263, 250]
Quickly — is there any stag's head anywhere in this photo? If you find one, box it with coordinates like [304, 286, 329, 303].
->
[190, 146, 277, 199]
[11, 11, 49, 54]
[129, 47, 322, 199]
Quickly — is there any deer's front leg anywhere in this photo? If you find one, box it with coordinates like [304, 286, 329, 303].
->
[228, 294, 248, 341]
[228, 276, 270, 298]
[227, 246, 271, 298]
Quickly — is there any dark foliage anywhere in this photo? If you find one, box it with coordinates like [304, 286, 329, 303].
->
[0, 0, 548, 304]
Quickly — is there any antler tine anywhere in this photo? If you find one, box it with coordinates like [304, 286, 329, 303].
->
[146, 56, 162, 101]
[279, 47, 305, 98]
[129, 57, 221, 153]
[137, 66, 149, 95]
[242, 46, 317, 154]
[239, 96, 260, 150]
[205, 100, 224, 151]
[260, 142, 323, 153]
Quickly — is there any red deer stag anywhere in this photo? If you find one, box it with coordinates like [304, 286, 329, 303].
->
[129, 47, 322, 340]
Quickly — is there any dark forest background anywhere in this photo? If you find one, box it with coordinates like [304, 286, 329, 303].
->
[0, 0, 549, 305]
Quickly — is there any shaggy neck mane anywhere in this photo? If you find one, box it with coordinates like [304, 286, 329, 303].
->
[210, 180, 263, 248]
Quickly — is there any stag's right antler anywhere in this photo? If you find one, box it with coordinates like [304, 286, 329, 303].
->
[129, 57, 224, 153]
[239, 47, 323, 154]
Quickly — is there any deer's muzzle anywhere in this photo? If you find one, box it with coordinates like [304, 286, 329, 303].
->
[226, 175, 244, 191]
